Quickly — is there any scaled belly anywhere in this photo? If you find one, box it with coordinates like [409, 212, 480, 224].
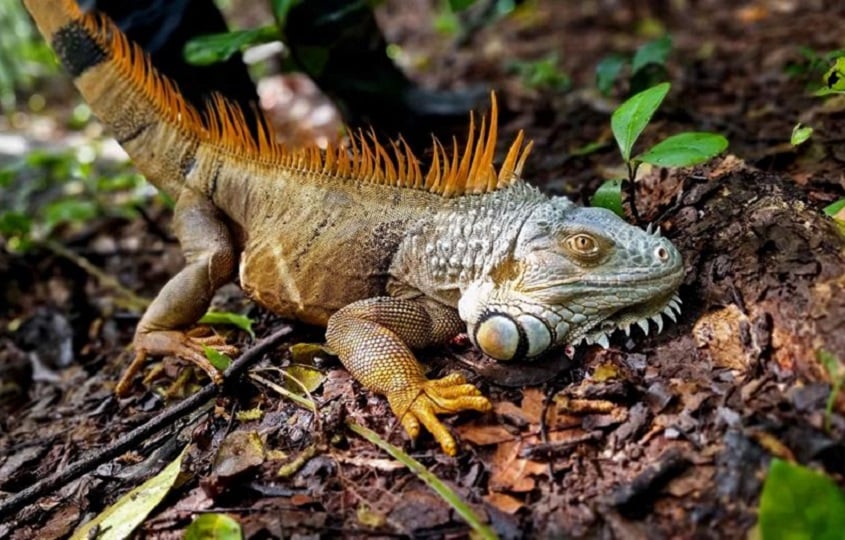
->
[238, 242, 382, 327]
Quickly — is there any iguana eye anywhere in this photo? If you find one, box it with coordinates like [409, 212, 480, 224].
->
[564, 233, 601, 260]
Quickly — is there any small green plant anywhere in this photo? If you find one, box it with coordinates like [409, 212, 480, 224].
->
[757, 459, 845, 540]
[199, 310, 256, 339]
[819, 56, 845, 95]
[596, 35, 672, 96]
[824, 198, 845, 237]
[203, 346, 233, 371]
[434, 0, 518, 36]
[183, 0, 301, 67]
[0, 148, 151, 253]
[184, 514, 243, 540]
[825, 198, 845, 217]
[784, 47, 845, 93]
[818, 350, 844, 432]
[184, 25, 281, 66]
[790, 123, 814, 146]
[509, 53, 571, 92]
[592, 82, 728, 220]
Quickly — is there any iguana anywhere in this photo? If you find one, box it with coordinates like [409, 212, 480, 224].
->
[24, 0, 685, 455]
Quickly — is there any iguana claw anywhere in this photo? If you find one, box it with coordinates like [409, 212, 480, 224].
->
[115, 328, 238, 396]
[387, 373, 492, 456]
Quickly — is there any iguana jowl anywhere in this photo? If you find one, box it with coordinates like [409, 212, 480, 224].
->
[25, 0, 685, 455]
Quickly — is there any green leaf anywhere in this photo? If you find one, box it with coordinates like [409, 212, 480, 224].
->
[631, 35, 672, 75]
[184, 26, 280, 66]
[791, 123, 814, 146]
[635, 132, 728, 167]
[71, 445, 189, 540]
[289, 342, 334, 365]
[758, 459, 845, 540]
[184, 514, 243, 540]
[611, 82, 670, 162]
[822, 57, 845, 93]
[0, 211, 32, 237]
[823, 198, 845, 217]
[433, 7, 460, 35]
[42, 198, 98, 230]
[590, 178, 625, 217]
[200, 310, 255, 338]
[595, 53, 626, 95]
[284, 364, 326, 395]
[510, 53, 571, 92]
[203, 346, 232, 371]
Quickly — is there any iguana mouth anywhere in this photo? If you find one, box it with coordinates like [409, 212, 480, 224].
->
[573, 292, 683, 348]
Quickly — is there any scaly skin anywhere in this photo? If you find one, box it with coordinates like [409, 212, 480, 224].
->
[25, 0, 685, 455]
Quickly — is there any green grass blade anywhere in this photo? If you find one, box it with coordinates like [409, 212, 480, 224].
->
[347, 421, 498, 540]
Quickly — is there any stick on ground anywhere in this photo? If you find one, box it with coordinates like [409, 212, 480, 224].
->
[0, 326, 292, 519]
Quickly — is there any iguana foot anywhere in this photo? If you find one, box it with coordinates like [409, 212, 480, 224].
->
[387, 373, 492, 456]
[115, 329, 239, 396]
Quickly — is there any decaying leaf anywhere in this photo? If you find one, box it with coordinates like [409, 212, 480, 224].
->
[71, 445, 190, 540]
[284, 364, 326, 395]
[213, 430, 266, 479]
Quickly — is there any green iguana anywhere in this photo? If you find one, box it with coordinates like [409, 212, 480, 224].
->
[24, 0, 685, 455]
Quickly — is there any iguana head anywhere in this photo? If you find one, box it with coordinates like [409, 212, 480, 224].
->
[457, 197, 684, 361]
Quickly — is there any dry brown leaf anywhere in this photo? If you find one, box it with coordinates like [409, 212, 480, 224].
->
[484, 492, 524, 514]
[489, 437, 547, 492]
[455, 422, 516, 446]
[213, 430, 266, 479]
[520, 388, 546, 423]
[692, 304, 757, 371]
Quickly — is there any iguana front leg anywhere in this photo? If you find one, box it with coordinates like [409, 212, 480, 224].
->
[326, 296, 492, 455]
[116, 188, 237, 396]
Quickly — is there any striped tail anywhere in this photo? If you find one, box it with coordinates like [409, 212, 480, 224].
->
[23, 0, 229, 198]
[24, 0, 536, 202]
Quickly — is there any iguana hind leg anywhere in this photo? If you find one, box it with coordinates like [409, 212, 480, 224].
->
[326, 296, 492, 455]
[116, 189, 237, 396]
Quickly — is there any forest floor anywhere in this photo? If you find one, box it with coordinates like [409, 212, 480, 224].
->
[2, 0, 845, 538]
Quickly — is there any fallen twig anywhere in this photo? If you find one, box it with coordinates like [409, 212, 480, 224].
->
[0, 326, 292, 519]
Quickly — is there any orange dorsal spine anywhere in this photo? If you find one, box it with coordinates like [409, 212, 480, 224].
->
[38, 0, 533, 198]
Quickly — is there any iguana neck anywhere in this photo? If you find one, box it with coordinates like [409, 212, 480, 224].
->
[389, 181, 546, 305]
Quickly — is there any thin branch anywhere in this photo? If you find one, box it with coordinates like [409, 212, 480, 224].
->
[0, 326, 292, 519]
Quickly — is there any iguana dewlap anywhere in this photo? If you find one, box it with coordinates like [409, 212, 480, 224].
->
[25, 0, 685, 455]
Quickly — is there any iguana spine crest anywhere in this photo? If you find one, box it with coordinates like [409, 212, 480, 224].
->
[44, 0, 532, 198]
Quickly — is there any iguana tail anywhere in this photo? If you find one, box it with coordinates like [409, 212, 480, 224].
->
[24, 0, 536, 203]
[23, 0, 269, 199]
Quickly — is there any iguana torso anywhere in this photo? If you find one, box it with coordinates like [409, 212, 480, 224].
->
[25, 0, 685, 455]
